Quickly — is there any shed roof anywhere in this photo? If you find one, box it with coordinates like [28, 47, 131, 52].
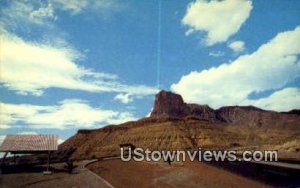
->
[0, 135, 58, 152]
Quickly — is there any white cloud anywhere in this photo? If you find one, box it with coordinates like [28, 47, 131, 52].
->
[242, 88, 300, 112]
[0, 0, 123, 27]
[228, 40, 245, 52]
[1, 1, 56, 25]
[58, 138, 65, 145]
[30, 3, 55, 22]
[171, 26, 300, 110]
[18, 131, 39, 135]
[145, 108, 153, 117]
[1, 31, 109, 95]
[0, 1, 150, 103]
[52, 0, 123, 15]
[209, 51, 225, 57]
[0, 31, 157, 99]
[0, 124, 10, 129]
[182, 0, 252, 46]
[114, 93, 133, 104]
[0, 136, 7, 158]
[0, 99, 137, 130]
[52, 0, 89, 14]
[0, 135, 6, 146]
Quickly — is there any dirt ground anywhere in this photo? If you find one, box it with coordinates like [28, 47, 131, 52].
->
[0, 161, 109, 188]
[87, 159, 268, 188]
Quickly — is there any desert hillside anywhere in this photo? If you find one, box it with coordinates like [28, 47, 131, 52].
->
[57, 91, 300, 160]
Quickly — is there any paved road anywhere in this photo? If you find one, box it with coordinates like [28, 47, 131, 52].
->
[250, 160, 300, 170]
[209, 158, 300, 187]
[0, 160, 112, 188]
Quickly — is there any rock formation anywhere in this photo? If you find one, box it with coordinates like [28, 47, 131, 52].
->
[57, 90, 300, 160]
[150, 90, 218, 121]
[150, 90, 300, 129]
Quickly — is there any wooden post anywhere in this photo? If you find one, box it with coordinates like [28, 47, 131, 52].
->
[47, 150, 50, 171]
[43, 151, 52, 175]
[1, 152, 8, 166]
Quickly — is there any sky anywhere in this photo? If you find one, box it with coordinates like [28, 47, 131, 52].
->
[0, 0, 300, 144]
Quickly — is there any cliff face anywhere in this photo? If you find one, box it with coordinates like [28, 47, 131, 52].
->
[150, 90, 300, 129]
[150, 91, 218, 121]
[150, 91, 189, 118]
[57, 90, 300, 160]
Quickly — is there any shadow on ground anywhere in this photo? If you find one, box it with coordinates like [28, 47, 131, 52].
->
[205, 160, 300, 187]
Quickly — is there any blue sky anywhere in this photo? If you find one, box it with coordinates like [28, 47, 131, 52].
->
[0, 0, 300, 143]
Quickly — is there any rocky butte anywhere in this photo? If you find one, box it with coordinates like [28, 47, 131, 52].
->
[151, 90, 300, 129]
[56, 90, 300, 160]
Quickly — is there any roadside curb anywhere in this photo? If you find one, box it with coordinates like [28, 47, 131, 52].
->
[83, 160, 114, 188]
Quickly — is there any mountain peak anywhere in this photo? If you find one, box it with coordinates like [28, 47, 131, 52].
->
[149, 90, 300, 128]
[150, 90, 188, 119]
[150, 90, 217, 121]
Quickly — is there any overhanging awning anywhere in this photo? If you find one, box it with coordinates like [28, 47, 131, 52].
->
[0, 135, 58, 153]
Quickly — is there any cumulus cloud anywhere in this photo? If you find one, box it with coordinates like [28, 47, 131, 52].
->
[0, 99, 137, 130]
[0, 1, 155, 102]
[171, 26, 300, 110]
[114, 93, 133, 104]
[0, 31, 157, 99]
[228, 40, 245, 52]
[242, 88, 300, 112]
[182, 0, 252, 46]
